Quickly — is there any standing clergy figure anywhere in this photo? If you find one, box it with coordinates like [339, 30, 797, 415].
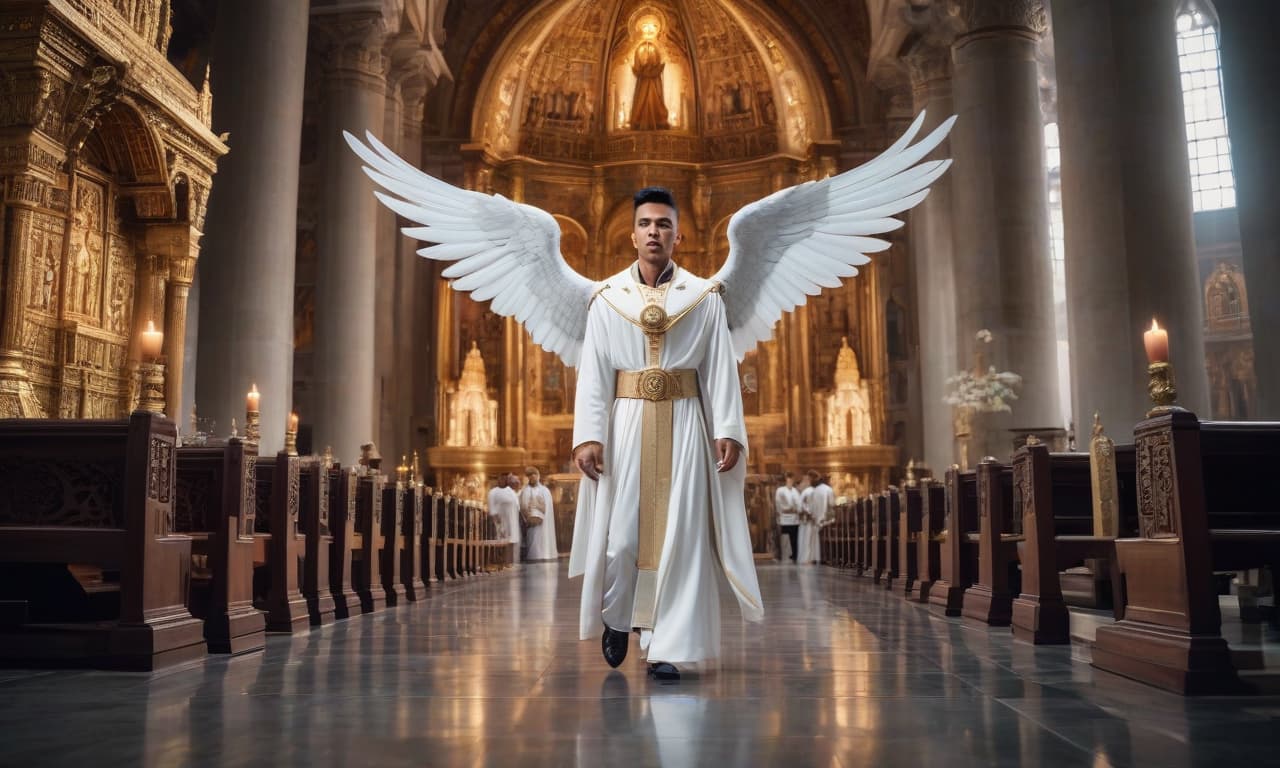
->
[570, 189, 761, 680]
[487, 474, 521, 565]
[520, 466, 559, 562]
[798, 469, 834, 564]
[775, 471, 801, 563]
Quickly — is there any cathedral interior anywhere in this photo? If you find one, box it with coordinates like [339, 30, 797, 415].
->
[1, 0, 1279, 763]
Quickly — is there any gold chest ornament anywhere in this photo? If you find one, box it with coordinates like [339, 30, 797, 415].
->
[639, 302, 668, 332]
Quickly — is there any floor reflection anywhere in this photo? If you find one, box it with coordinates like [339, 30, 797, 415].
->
[0, 561, 1277, 767]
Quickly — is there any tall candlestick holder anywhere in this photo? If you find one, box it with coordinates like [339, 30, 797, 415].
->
[1146, 361, 1180, 417]
[284, 419, 298, 456]
[138, 361, 166, 415]
[245, 406, 261, 444]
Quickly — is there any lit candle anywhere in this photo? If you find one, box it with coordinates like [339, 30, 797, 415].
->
[1143, 318, 1169, 364]
[140, 320, 164, 361]
[246, 383, 260, 414]
[288, 412, 299, 432]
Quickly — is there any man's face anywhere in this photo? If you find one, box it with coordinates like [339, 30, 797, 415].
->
[528, 472, 540, 485]
[632, 202, 680, 268]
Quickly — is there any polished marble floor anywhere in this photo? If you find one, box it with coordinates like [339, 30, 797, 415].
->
[2, 563, 1278, 767]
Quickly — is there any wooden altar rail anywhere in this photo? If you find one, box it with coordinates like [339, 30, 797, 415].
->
[0, 412, 205, 670]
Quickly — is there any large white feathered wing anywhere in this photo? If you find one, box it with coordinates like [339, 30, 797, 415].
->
[713, 111, 956, 360]
[344, 131, 597, 368]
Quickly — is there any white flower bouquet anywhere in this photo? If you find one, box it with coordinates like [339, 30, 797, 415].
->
[943, 330, 1022, 413]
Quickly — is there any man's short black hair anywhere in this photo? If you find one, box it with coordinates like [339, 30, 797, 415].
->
[633, 187, 678, 215]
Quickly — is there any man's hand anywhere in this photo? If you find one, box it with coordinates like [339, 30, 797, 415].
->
[716, 438, 742, 473]
[574, 442, 604, 481]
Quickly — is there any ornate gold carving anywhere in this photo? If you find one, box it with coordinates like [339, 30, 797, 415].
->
[639, 302, 668, 332]
[1147, 361, 1179, 417]
[1136, 430, 1176, 539]
[1089, 414, 1118, 537]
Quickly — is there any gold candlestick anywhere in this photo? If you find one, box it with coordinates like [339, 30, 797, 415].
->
[284, 414, 298, 456]
[1146, 361, 1179, 417]
[245, 408, 260, 443]
[138, 361, 166, 415]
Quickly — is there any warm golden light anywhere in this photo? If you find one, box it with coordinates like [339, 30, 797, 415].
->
[246, 383, 260, 414]
[1143, 318, 1169, 363]
[140, 320, 164, 361]
[288, 412, 299, 432]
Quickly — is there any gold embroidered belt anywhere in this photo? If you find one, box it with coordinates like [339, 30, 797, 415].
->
[614, 368, 698, 629]
[614, 368, 698, 402]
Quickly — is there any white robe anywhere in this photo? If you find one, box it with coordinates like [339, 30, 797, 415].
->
[797, 484, 833, 564]
[487, 486, 520, 545]
[521, 483, 558, 561]
[568, 264, 764, 666]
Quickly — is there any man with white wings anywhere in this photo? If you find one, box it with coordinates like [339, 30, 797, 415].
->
[345, 110, 954, 682]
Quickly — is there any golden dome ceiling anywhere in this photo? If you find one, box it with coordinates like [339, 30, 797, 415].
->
[473, 0, 828, 162]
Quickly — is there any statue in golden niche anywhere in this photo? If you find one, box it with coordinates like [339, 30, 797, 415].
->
[629, 15, 669, 130]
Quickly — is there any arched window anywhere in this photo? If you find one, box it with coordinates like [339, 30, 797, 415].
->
[1176, 1, 1235, 211]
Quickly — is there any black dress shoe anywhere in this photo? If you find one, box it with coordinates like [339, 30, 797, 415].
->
[647, 662, 680, 681]
[601, 627, 629, 668]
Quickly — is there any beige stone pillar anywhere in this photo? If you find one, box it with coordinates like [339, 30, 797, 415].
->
[949, 0, 1062, 459]
[904, 41, 959, 473]
[195, 0, 310, 452]
[1052, 0, 1210, 429]
[310, 11, 389, 460]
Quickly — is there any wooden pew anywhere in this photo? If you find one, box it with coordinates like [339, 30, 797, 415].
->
[253, 451, 310, 633]
[423, 490, 440, 584]
[400, 483, 427, 599]
[0, 412, 204, 670]
[879, 489, 900, 590]
[851, 496, 868, 576]
[928, 467, 978, 616]
[174, 438, 265, 654]
[379, 480, 407, 606]
[911, 478, 945, 603]
[961, 459, 1021, 626]
[436, 495, 453, 581]
[897, 483, 923, 597]
[298, 456, 335, 625]
[351, 471, 386, 613]
[1092, 411, 1280, 694]
[1010, 443, 1137, 644]
[327, 465, 361, 619]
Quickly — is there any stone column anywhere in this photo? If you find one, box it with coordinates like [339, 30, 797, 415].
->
[163, 247, 196, 418]
[1052, 0, 1210, 430]
[949, 0, 1062, 459]
[1217, 0, 1280, 418]
[195, 0, 310, 452]
[393, 74, 430, 460]
[904, 40, 959, 473]
[310, 12, 389, 460]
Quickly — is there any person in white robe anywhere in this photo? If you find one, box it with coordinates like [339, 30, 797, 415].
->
[774, 471, 801, 563]
[797, 469, 834, 564]
[520, 466, 559, 562]
[345, 114, 956, 678]
[487, 474, 521, 564]
[569, 188, 763, 680]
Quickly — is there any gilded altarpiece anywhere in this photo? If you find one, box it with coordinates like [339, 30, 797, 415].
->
[0, 1, 224, 420]
[434, 0, 898, 525]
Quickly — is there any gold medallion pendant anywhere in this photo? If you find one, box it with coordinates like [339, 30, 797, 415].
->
[639, 303, 668, 333]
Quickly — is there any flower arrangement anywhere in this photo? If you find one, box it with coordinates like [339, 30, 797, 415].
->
[943, 330, 1022, 413]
